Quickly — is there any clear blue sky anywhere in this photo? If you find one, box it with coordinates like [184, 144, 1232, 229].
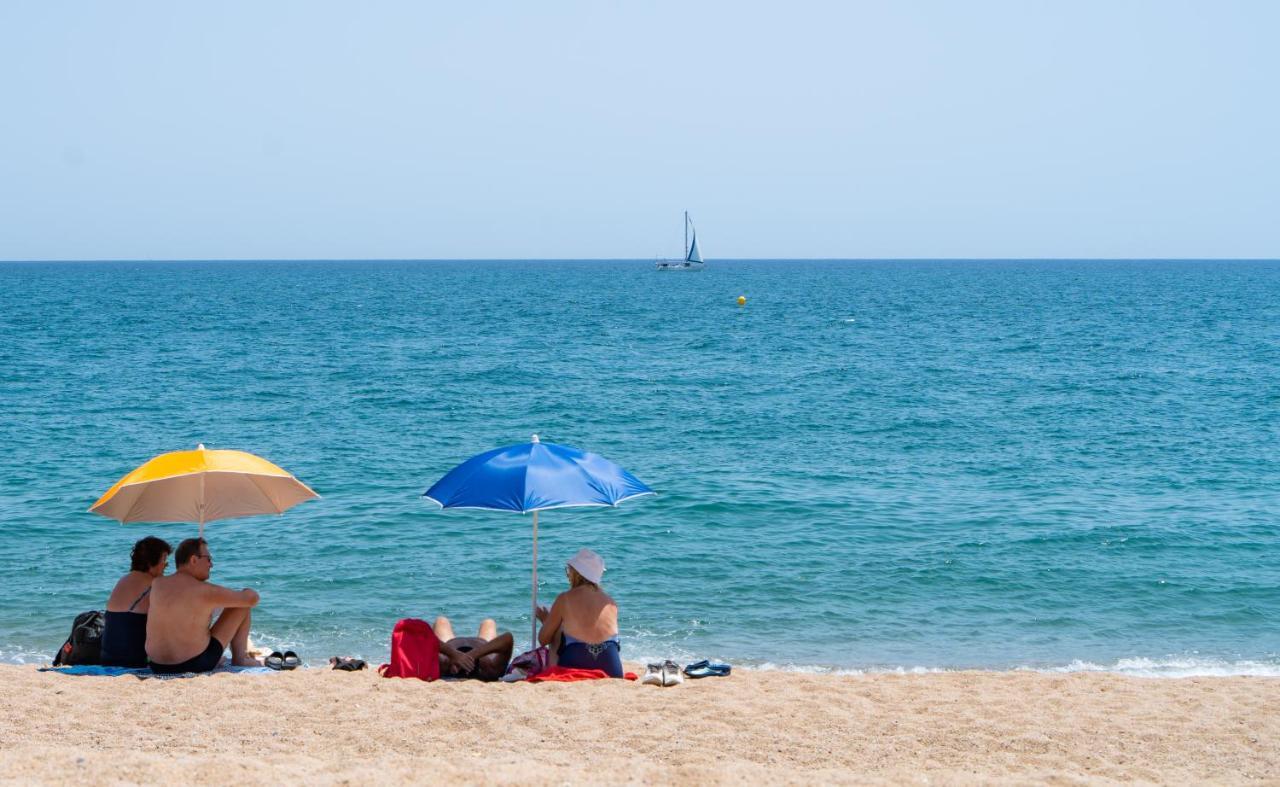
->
[1, 1, 1277, 260]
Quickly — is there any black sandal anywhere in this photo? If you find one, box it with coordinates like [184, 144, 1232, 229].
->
[281, 650, 301, 670]
[264, 651, 285, 670]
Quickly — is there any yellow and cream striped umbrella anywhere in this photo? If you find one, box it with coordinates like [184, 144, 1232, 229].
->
[89, 444, 318, 536]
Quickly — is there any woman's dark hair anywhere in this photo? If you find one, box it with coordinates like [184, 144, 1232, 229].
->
[175, 537, 207, 567]
[130, 536, 172, 572]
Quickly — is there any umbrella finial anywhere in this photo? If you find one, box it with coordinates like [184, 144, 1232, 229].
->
[531, 434, 540, 443]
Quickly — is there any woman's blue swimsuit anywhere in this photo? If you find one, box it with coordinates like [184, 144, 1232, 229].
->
[557, 632, 623, 677]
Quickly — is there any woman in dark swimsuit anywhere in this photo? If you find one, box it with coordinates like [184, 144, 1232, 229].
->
[536, 548, 623, 677]
[100, 536, 170, 668]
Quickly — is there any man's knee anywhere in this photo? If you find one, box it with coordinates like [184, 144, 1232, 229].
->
[434, 616, 451, 629]
[212, 607, 249, 640]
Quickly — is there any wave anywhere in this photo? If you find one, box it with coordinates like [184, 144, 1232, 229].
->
[1031, 656, 1280, 678]
[0, 646, 56, 665]
[622, 654, 1280, 679]
[4, 642, 1278, 678]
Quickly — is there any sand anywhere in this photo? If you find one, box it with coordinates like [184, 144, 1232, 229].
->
[1, 664, 1276, 785]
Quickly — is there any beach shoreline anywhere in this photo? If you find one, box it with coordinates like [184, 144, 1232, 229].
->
[2, 664, 1276, 785]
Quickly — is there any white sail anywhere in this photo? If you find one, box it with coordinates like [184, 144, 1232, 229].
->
[686, 217, 702, 262]
[656, 212, 706, 270]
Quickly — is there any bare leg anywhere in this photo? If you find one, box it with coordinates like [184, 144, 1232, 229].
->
[477, 618, 497, 641]
[229, 610, 258, 666]
[433, 616, 456, 642]
[210, 608, 260, 666]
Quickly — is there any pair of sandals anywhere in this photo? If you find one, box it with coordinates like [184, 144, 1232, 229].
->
[641, 660, 684, 687]
[264, 650, 301, 670]
[683, 659, 731, 679]
[329, 656, 367, 672]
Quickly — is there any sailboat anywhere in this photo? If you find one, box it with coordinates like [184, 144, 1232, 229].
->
[655, 212, 705, 270]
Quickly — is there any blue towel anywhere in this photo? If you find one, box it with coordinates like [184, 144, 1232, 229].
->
[40, 664, 277, 679]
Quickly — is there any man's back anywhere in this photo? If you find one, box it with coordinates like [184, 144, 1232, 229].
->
[146, 572, 214, 664]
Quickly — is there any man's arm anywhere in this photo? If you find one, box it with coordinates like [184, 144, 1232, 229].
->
[203, 583, 259, 608]
[438, 640, 475, 672]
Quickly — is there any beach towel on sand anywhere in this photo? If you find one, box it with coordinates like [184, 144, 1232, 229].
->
[378, 618, 440, 681]
[525, 666, 638, 683]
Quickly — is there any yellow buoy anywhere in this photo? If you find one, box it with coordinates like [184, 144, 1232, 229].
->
[737, 295, 747, 306]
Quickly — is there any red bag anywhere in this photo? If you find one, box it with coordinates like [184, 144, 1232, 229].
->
[378, 618, 441, 681]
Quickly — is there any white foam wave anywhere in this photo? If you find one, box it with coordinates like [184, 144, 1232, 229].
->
[0, 647, 55, 665]
[627, 657, 1280, 679]
[4, 642, 1277, 678]
[752, 661, 949, 676]
[1030, 657, 1280, 678]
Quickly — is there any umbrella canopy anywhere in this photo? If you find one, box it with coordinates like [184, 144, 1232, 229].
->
[423, 435, 652, 645]
[423, 436, 652, 513]
[90, 444, 318, 536]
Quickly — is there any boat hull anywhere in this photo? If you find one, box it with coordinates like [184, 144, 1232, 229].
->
[655, 260, 705, 271]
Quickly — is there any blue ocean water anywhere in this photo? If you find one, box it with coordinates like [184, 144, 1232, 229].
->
[2, 260, 1278, 676]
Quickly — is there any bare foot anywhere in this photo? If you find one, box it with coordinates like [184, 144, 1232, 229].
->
[233, 656, 263, 667]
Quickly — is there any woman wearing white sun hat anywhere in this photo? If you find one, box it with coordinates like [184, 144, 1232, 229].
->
[535, 548, 623, 677]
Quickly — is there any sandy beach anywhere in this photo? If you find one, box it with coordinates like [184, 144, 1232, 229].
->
[1, 664, 1276, 785]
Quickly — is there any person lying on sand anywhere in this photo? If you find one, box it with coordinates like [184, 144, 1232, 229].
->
[535, 548, 623, 678]
[432, 617, 514, 681]
[145, 537, 261, 674]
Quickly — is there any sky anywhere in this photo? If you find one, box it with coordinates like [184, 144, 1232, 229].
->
[1, 1, 1277, 260]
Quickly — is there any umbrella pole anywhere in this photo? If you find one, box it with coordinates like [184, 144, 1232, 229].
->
[198, 473, 206, 538]
[531, 509, 538, 648]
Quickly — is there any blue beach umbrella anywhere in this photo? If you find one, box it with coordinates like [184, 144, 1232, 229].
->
[423, 435, 653, 645]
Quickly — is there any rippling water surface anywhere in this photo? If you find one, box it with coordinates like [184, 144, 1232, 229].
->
[1, 260, 1278, 674]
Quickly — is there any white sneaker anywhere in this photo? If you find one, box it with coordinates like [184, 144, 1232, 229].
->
[661, 660, 683, 687]
[641, 663, 663, 686]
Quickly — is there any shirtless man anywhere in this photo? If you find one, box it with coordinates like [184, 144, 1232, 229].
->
[433, 617, 514, 681]
[146, 537, 261, 674]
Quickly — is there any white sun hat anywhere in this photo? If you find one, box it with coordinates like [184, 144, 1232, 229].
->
[567, 548, 606, 585]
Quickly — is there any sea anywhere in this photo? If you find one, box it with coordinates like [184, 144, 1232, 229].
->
[1, 259, 1278, 677]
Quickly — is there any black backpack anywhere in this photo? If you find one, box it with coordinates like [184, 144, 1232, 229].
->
[52, 610, 105, 666]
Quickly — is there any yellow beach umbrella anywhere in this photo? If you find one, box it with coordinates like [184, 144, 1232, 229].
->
[89, 444, 318, 536]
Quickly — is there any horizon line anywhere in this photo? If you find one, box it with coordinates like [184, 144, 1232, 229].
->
[3, 257, 1280, 264]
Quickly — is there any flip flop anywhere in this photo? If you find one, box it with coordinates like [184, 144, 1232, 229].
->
[683, 660, 731, 678]
[281, 650, 301, 670]
[329, 656, 367, 672]
[264, 651, 285, 671]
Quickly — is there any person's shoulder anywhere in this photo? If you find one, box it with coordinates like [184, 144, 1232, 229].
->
[106, 572, 136, 603]
[153, 573, 191, 591]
